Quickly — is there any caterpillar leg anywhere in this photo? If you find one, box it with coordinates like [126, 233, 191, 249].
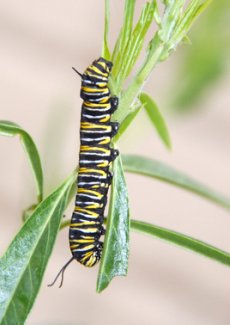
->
[111, 148, 119, 161]
[100, 225, 106, 236]
[107, 171, 113, 185]
[111, 122, 119, 137]
[110, 96, 119, 113]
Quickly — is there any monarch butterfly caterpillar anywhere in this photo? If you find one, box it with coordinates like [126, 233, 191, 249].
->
[48, 57, 119, 287]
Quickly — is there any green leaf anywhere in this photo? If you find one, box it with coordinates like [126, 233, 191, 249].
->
[102, 0, 111, 60]
[0, 120, 43, 203]
[122, 154, 230, 210]
[112, 0, 136, 69]
[139, 92, 171, 149]
[167, 0, 213, 52]
[97, 156, 129, 292]
[131, 219, 230, 266]
[114, 0, 156, 89]
[114, 104, 142, 141]
[0, 172, 76, 324]
[113, 0, 212, 124]
[60, 217, 230, 269]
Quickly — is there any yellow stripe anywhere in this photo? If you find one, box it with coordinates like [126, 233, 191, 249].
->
[79, 244, 95, 251]
[79, 167, 107, 176]
[80, 251, 94, 262]
[80, 122, 111, 131]
[92, 183, 108, 189]
[70, 239, 95, 245]
[80, 145, 110, 154]
[82, 86, 108, 93]
[70, 221, 99, 226]
[99, 116, 110, 123]
[85, 203, 103, 209]
[85, 257, 97, 267]
[83, 102, 110, 108]
[70, 244, 79, 249]
[88, 65, 108, 77]
[99, 98, 110, 104]
[97, 61, 107, 70]
[99, 138, 110, 145]
[78, 188, 103, 198]
[97, 161, 110, 167]
[75, 207, 98, 217]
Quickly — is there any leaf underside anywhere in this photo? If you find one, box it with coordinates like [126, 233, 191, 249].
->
[97, 156, 130, 292]
[0, 173, 75, 324]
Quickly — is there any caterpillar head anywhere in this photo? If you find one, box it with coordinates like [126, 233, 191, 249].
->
[96, 57, 113, 73]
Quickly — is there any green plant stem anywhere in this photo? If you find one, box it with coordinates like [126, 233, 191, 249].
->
[113, 40, 164, 124]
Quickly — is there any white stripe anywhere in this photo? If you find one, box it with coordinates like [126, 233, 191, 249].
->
[83, 106, 110, 112]
[81, 136, 109, 142]
[82, 113, 109, 119]
[78, 218, 100, 223]
[78, 182, 105, 188]
[78, 193, 101, 200]
[74, 211, 98, 219]
[83, 91, 109, 97]
[76, 200, 102, 206]
[80, 159, 108, 163]
[81, 130, 111, 134]
[86, 73, 108, 81]
[80, 152, 110, 157]
[78, 181, 101, 185]
[72, 246, 95, 252]
[72, 228, 98, 233]
[79, 174, 106, 179]
[83, 79, 106, 86]
[86, 97, 109, 103]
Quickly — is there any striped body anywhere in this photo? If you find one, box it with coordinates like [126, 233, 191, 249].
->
[69, 57, 119, 267]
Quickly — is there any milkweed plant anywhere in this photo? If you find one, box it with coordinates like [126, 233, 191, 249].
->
[1, 0, 229, 323]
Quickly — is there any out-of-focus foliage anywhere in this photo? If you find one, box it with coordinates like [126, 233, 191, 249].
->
[171, 0, 230, 110]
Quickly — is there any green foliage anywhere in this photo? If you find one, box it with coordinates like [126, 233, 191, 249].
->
[122, 155, 230, 210]
[1, 0, 228, 322]
[102, 0, 111, 60]
[0, 173, 75, 324]
[111, 0, 136, 74]
[111, 0, 212, 124]
[97, 156, 129, 292]
[112, 0, 156, 92]
[139, 93, 171, 149]
[114, 103, 142, 141]
[0, 120, 43, 203]
[131, 220, 230, 267]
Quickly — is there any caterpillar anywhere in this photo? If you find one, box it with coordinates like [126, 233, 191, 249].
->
[48, 57, 119, 287]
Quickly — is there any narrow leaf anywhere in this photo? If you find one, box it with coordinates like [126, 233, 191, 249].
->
[0, 120, 43, 202]
[112, 0, 136, 68]
[131, 219, 230, 266]
[113, 0, 212, 123]
[102, 0, 111, 60]
[115, 0, 156, 87]
[122, 154, 230, 210]
[97, 156, 129, 292]
[139, 92, 171, 149]
[0, 172, 76, 323]
[60, 218, 230, 269]
[114, 104, 142, 141]
[169, 0, 213, 50]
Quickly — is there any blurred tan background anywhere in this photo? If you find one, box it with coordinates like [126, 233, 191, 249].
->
[0, 1, 230, 324]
